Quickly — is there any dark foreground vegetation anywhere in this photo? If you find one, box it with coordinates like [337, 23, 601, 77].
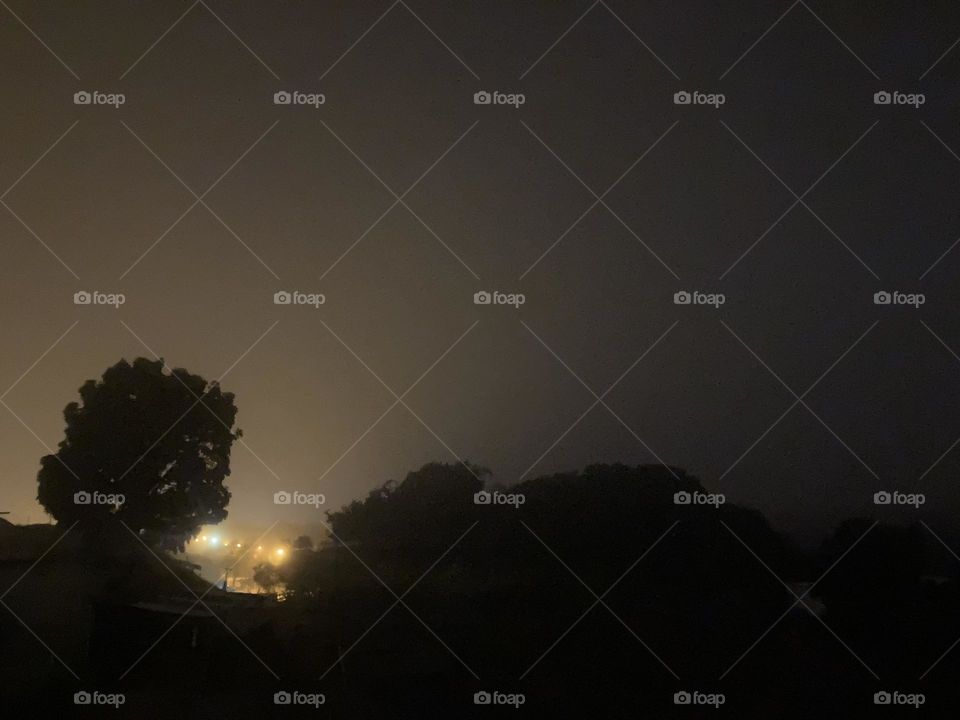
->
[4, 462, 960, 717]
[3, 359, 958, 716]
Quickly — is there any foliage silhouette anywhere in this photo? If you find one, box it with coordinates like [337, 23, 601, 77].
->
[36, 357, 239, 552]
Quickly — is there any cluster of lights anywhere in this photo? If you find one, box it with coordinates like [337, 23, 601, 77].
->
[191, 535, 285, 559]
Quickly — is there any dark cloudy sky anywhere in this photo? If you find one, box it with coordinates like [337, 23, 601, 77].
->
[2, 0, 960, 542]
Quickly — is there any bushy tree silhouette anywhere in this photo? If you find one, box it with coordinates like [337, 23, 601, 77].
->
[36, 357, 239, 551]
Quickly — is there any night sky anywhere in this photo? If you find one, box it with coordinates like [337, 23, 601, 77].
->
[2, 0, 960, 543]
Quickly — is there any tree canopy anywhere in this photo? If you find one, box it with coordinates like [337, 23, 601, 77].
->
[37, 357, 239, 551]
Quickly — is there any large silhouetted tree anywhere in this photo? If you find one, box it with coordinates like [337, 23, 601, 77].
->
[37, 357, 239, 551]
